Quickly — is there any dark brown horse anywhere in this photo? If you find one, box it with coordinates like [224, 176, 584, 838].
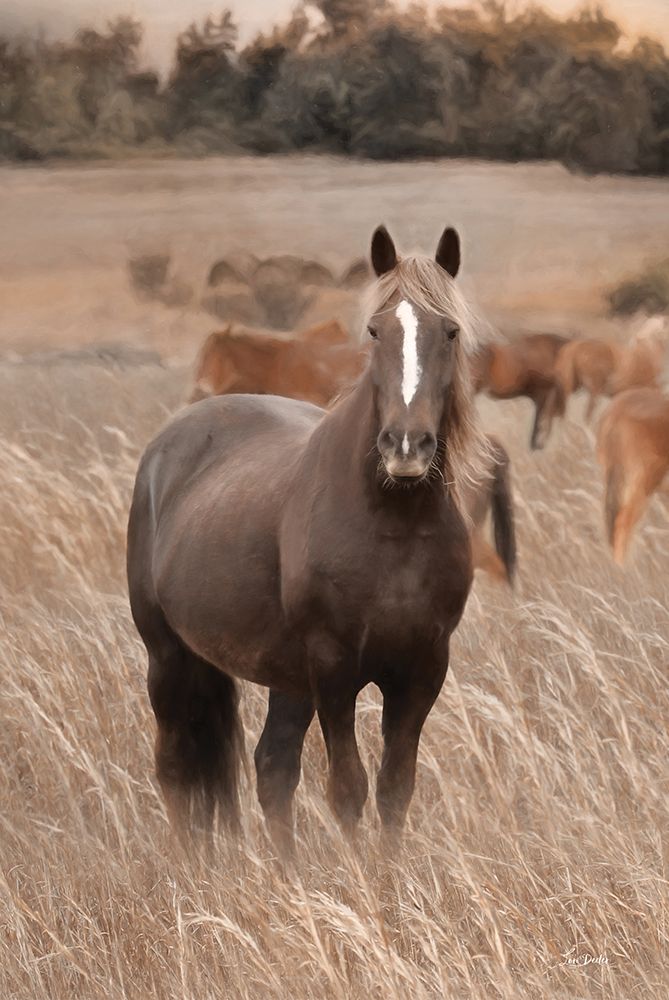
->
[472, 332, 568, 449]
[190, 327, 515, 585]
[127, 225, 488, 854]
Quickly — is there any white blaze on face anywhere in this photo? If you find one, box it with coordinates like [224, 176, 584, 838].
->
[396, 299, 421, 407]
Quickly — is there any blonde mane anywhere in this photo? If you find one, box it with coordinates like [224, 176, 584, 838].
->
[362, 254, 493, 513]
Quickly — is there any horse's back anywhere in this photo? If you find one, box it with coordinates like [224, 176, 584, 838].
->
[192, 327, 298, 398]
[519, 332, 568, 374]
[486, 333, 565, 395]
[604, 387, 669, 430]
[131, 394, 322, 541]
[577, 339, 617, 375]
[190, 324, 362, 406]
[299, 318, 350, 346]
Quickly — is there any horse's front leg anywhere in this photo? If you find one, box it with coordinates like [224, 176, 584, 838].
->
[376, 657, 448, 843]
[309, 634, 368, 837]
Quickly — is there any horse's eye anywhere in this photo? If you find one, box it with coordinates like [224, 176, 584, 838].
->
[447, 326, 459, 341]
[368, 326, 378, 340]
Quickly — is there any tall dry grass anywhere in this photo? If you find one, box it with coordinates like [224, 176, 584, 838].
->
[1, 360, 668, 999]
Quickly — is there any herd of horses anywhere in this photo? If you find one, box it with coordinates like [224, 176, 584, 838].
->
[472, 317, 669, 562]
[127, 226, 668, 852]
[189, 284, 669, 570]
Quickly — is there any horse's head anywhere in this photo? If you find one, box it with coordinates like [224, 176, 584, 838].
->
[366, 225, 470, 485]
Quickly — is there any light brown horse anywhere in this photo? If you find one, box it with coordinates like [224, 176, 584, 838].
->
[597, 387, 669, 564]
[555, 338, 619, 421]
[127, 224, 490, 854]
[472, 332, 568, 449]
[189, 320, 363, 406]
[556, 318, 668, 420]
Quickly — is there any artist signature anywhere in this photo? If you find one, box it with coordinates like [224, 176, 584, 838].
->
[561, 949, 610, 967]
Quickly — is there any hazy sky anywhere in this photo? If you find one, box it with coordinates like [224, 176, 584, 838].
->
[2, 0, 667, 72]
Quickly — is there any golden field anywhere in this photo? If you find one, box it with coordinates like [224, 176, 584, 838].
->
[1, 358, 668, 999]
[0, 157, 668, 999]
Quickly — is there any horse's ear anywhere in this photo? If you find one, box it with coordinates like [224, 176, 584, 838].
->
[435, 227, 460, 278]
[371, 225, 398, 276]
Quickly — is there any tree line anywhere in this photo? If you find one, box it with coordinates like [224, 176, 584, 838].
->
[1, 0, 667, 175]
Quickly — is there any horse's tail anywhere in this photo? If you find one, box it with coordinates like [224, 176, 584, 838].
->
[604, 462, 624, 548]
[489, 440, 517, 585]
[152, 647, 243, 834]
[193, 656, 243, 832]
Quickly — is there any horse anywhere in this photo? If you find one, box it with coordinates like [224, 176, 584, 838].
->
[556, 317, 668, 421]
[190, 326, 515, 585]
[466, 435, 516, 585]
[340, 258, 372, 289]
[204, 254, 341, 330]
[608, 316, 668, 395]
[555, 338, 619, 421]
[471, 332, 568, 449]
[596, 387, 669, 564]
[188, 320, 363, 405]
[127, 224, 489, 854]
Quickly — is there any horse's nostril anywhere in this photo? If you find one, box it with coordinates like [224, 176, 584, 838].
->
[418, 432, 437, 455]
[378, 429, 397, 452]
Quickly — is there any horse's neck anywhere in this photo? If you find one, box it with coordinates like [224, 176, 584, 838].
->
[320, 372, 378, 483]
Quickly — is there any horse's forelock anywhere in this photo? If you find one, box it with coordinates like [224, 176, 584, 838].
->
[362, 255, 481, 354]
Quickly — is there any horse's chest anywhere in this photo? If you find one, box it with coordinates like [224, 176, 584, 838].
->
[306, 528, 471, 640]
[370, 549, 435, 610]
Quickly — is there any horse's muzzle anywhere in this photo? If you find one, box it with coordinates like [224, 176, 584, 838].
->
[377, 428, 437, 482]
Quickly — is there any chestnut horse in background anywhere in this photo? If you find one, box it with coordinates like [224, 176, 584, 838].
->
[189, 319, 364, 406]
[597, 387, 669, 564]
[127, 224, 491, 854]
[556, 316, 668, 421]
[555, 338, 618, 421]
[472, 332, 568, 449]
